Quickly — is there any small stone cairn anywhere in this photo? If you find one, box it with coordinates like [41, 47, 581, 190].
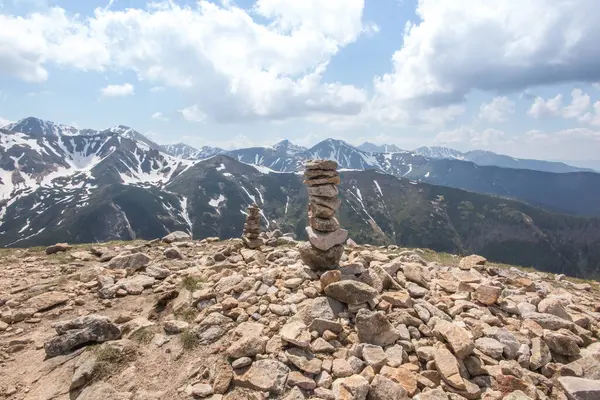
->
[299, 159, 348, 270]
[242, 203, 262, 249]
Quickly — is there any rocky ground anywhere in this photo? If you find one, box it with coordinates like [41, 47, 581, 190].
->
[1, 233, 600, 400]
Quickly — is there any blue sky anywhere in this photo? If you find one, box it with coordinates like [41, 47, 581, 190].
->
[1, 0, 600, 161]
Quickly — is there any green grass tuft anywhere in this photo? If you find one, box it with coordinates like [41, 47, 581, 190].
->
[179, 329, 200, 350]
[181, 275, 205, 291]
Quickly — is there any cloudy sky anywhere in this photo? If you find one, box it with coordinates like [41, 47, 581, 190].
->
[1, 0, 600, 162]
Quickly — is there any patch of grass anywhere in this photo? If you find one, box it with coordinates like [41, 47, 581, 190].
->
[180, 329, 200, 350]
[181, 275, 205, 291]
[130, 326, 156, 344]
[92, 344, 136, 380]
[175, 307, 198, 323]
[419, 249, 459, 266]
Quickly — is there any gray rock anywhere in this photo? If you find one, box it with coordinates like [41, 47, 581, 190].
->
[299, 242, 344, 271]
[355, 309, 401, 347]
[232, 357, 252, 369]
[107, 252, 151, 271]
[494, 328, 520, 360]
[162, 231, 191, 243]
[368, 374, 408, 400]
[558, 376, 600, 400]
[544, 330, 581, 356]
[145, 264, 171, 279]
[474, 337, 505, 359]
[164, 247, 183, 259]
[306, 226, 348, 251]
[324, 280, 378, 305]
[44, 315, 121, 358]
[526, 312, 574, 330]
[530, 337, 552, 370]
[538, 297, 572, 321]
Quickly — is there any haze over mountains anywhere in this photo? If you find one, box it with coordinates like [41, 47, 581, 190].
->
[2, 117, 600, 277]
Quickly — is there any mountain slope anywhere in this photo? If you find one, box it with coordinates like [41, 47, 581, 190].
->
[211, 139, 600, 218]
[162, 143, 224, 160]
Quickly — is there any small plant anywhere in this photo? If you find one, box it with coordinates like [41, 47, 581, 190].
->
[175, 307, 198, 323]
[92, 344, 136, 380]
[180, 329, 200, 350]
[129, 326, 156, 344]
[181, 275, 205, 291]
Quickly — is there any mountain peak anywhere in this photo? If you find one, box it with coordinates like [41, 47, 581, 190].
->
[358, 142, 404, 153]
[273, 139, 305, 153]
[413, 146, 465, 160]
[5, 117, 79, 137]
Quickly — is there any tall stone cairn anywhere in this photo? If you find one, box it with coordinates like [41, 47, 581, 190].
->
[242, 203, 262, 249]
[299, 159, 348, 270]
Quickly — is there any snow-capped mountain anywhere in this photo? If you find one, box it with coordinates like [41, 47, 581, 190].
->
[272, 139, 306, 154]
[4, 117, 600, 277]
[413, 146, 592, 173]
[4, 116, 600, 255]
[413, 146, 466, 160]
[162, 143, 224, 160]
[358, 142, 404, 153]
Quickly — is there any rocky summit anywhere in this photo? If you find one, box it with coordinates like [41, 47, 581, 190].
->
[1, 236, 600, 400]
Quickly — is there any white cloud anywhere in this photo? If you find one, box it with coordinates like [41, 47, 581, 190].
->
[0, 116, 13, 127]
[579, 101, 600, 126]
[528, 89, 595, 122]
[179, 105, 207, 123]
[100, 83, 134, 97]
[0, 1, 370, 121]
[373, 0, 600, 107]
[562, 89, 591, 119]
[435, 126, 509, 148]
[528, 95, 563, 118]
[478, 96, 515, 123]
[151, 112, 168, 121]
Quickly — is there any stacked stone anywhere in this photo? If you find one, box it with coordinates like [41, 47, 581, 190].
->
[299, 159, 348, 270]
[242, 204, 262, 249]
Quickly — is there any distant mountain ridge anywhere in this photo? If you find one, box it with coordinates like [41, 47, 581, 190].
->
[2, 117, 600, 277]
[3, 116, 600, 278]
[412, 145, 593, 173]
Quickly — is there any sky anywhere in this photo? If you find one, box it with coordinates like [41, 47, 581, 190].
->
[1, 0, 600, 162]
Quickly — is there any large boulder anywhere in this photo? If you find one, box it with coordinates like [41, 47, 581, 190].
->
[162, 231, 191, 243]
[44, 315, 121, 358]
[324, 280, 378, 305]
[107, 252, 151, 271]
[46, 243, 71, 255]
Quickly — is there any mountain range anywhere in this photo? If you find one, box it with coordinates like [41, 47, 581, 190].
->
[2, 117, 600, 278]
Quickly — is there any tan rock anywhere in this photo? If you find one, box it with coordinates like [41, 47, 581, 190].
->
[433, 346, 465, 390]
[474, 284, 502, 305]
[459, 254, 487, 270]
